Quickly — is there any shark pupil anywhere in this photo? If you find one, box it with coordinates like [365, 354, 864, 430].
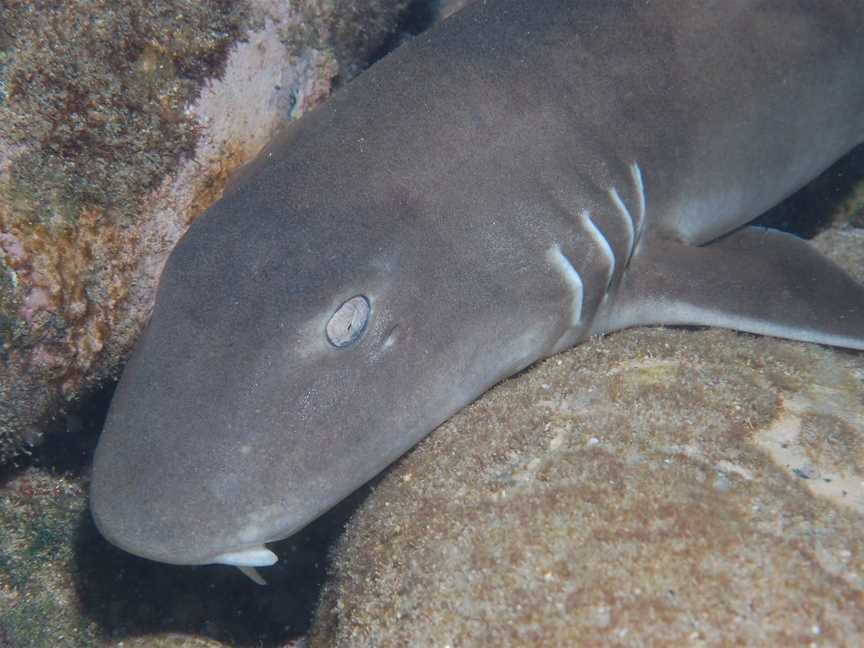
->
[326, 295, 370, 348]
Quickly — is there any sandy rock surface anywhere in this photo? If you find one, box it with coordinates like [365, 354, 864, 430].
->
[311, 328, 864, 647]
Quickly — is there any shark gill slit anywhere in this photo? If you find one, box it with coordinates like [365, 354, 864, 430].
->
[607, 161, 647, 263]
[546, 245, 584, 327]
[607, 186, 635, 255]
[630, 161, 646, 251]
[630, 162, 646, 230]
[578, 209, 616, 289]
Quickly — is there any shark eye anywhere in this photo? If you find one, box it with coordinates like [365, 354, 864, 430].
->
[326, 295, 370, 348]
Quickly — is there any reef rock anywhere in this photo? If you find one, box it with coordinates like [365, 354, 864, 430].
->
[0, 0, 410, 462]
[310, 219, 864, 645]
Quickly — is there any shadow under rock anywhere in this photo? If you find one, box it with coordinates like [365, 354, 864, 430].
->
[74, 484, 371, 647]
[0, 382, 115, 488]
[755, 141, 864, 237]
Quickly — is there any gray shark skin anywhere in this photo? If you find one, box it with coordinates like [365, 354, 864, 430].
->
[91, 0, 864, 576]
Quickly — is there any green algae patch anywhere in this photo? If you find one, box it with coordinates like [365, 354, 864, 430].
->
[0, 0, 250, 223]
[0, 470, 100, 646]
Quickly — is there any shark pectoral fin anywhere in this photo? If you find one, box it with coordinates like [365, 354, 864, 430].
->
[600, 226, 864, 350]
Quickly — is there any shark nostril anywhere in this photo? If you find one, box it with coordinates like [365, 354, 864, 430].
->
[382, 324, 400, 349]
[326, 295, 371, 348]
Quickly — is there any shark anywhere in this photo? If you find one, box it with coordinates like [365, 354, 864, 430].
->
[91, 0, 864, 583]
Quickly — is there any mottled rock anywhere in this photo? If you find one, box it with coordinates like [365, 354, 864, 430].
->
[311, 327, 864, 647]
[0, 0, 410, 463]
[0, 469, 99, 647]
[285, 0, 412, 79]
[813, 227, 864, 284]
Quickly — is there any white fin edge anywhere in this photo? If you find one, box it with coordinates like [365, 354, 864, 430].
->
[211, 545, 278, 567]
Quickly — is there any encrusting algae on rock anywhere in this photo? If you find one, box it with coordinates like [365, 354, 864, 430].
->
[0, 1, 249, 219]
[0, 0, 416, 464]
[0, 468, 99, 647]
[0, 0, 250, 461]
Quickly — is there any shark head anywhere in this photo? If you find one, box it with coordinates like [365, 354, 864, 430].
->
[89, 136, 573, 573]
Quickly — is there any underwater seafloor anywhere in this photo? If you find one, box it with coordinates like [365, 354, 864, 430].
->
[2, 1, 864, 646]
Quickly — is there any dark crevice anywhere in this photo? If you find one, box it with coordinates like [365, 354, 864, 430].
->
[755, 142, 864, 238]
